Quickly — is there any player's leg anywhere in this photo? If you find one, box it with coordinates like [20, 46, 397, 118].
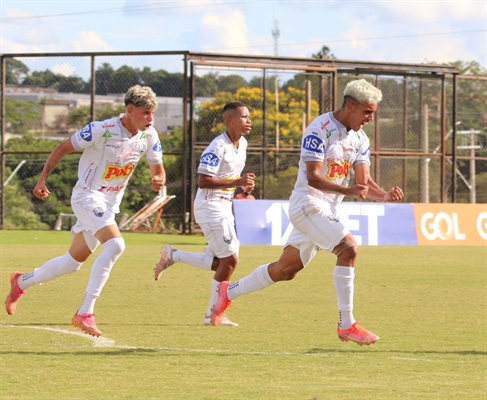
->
[5, 227, 93, 315]
[70, 200, 123, 336]
[201, 216, 240, 326]
[211, 228, 315, 325]
[291, 205, 378, 345]
[153, 243, 217, 281]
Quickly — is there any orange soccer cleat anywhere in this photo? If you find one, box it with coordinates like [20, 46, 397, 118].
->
[337, 322, 379, 346]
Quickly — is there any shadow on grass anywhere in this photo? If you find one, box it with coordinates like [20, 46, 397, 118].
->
[306, 347, 487, 356]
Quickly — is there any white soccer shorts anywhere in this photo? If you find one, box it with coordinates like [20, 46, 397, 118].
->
[198, 216, 239, 258]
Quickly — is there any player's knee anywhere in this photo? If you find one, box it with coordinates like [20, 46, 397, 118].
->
[274, 263, 302, 281]
[333, 236, 358, 258]
[103, 237, 126, 258]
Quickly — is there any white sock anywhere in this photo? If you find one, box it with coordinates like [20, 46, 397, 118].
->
[333, 265, 356, 329]
[78, 238, 125, 315]
[206, 279, 220, 316]
[227, 264, 275, 301]
[173, 250, 213, 271]
[19, 253, 83, 290]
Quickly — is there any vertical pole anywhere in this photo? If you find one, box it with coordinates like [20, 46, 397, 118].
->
[373, 76, 380, 183]
[0, 56, 5, 229]
[306, 79, 312, 125]
[182, 55, 191, 234]
[451, 74, 458, 203]
[261, 69, 267, 198]
[403, 78, 408, 198]
[440, 76, 447, 202]
[275, 76, 279, 173]
[90, 55, 96, 121]
[421, 103, 429, 203]
[470, 131, 476, 203]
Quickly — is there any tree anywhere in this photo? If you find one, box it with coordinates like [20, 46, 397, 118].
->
[312, 45, 335, 60]
[5, 98, 42, 134]
[6, 58, 30, 85]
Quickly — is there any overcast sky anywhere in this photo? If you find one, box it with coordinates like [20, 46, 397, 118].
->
[1, 0, 485, 73]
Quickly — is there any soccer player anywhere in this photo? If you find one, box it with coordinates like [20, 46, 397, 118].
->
[211, 79, 404, 345]
[4, 85, 166, 337]
[153, 102, 255, 327]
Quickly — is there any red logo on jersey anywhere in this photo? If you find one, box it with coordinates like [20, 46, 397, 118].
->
[327, 161, 352, 179]
[320, 120, 330, 130]
[103, 163, 135, 180]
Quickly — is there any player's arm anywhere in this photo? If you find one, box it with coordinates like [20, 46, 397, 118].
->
[306, 161, 368, 200]
[150, 163, 166, 192]
[32, 139, 77, 199]
[354, 163, 404, 202]
[198, 173, 255, 190]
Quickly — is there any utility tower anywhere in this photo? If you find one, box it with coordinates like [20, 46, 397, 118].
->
[272, 19, 280, 56]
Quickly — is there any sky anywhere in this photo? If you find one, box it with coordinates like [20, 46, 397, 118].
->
[0, 0, 485, 77]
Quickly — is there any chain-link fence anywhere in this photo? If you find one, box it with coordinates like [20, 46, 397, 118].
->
[1, 51, 485, 233]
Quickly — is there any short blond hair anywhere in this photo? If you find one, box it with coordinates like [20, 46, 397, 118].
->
[343, 79, 382, 104]
[124, 85, 158, 109]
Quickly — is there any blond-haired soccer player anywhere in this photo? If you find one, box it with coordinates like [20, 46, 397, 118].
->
[153, 102, 255, 326]
[211, 79, 404, 345]
[5, 85, 166, 337]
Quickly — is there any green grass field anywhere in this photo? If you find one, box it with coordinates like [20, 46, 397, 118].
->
[0, 231, 486, 399]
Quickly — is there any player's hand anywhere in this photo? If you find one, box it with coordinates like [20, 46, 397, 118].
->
[151, 176, 165, 192]
[350, 184, 369, 200]
[32, 182, 50, 199]
[239, 173, 255, 191]
[384, 186, 404, 202]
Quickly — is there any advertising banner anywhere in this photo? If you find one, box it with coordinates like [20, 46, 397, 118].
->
[413, 203, 487, 246]
[233, 200, 486, 246]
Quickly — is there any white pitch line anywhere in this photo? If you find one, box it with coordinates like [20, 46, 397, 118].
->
[3, 324, 115, 347]
[1, 324, 438, 361]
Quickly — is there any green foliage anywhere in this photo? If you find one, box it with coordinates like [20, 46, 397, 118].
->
[3, 178, 49, 229]
[5, 98, 42, 134]
[265, 166, 298, 199]
[312, 44, 336, 59]
[6, 58, 30, 84]
[195, 86, 319, 148]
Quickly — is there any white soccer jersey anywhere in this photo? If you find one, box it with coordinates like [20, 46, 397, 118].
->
[291, 111, 371, 214]
[70, 116, 163, 213]
[194, 132, 248, 223]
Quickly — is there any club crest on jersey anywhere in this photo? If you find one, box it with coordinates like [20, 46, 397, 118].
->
[152, 142, 162, 152]
[78, 124, 93, 142]
[93, 207, 104, 217]
[103, 163, 135, 180]
[200, 152, 220, 167]
[327, 161, 352, 179]
[223, 235, 232, 244]
[303, 134, 325, 153]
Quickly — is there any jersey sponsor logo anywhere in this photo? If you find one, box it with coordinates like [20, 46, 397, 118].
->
[99, 185, 126, 193]
[320, 120, 330, 130]
[152, 142, 162, 152]
[200, 152, 220, 167]
[102, 124, 116, 129]
[103, 163, 135, 180]
[102, 130, 112, 138]
[303, 135, 325, 153]
[327, 160, 352, 179]
[77, 124, 93, 142]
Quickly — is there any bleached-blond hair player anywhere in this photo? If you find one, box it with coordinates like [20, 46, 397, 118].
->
[5, 85, 166, 337]
[211, 79, 404, 345]
[153, 101, 255, 327]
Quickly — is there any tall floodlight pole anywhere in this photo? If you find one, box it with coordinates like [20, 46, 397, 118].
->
[272, 20, 280, 56]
